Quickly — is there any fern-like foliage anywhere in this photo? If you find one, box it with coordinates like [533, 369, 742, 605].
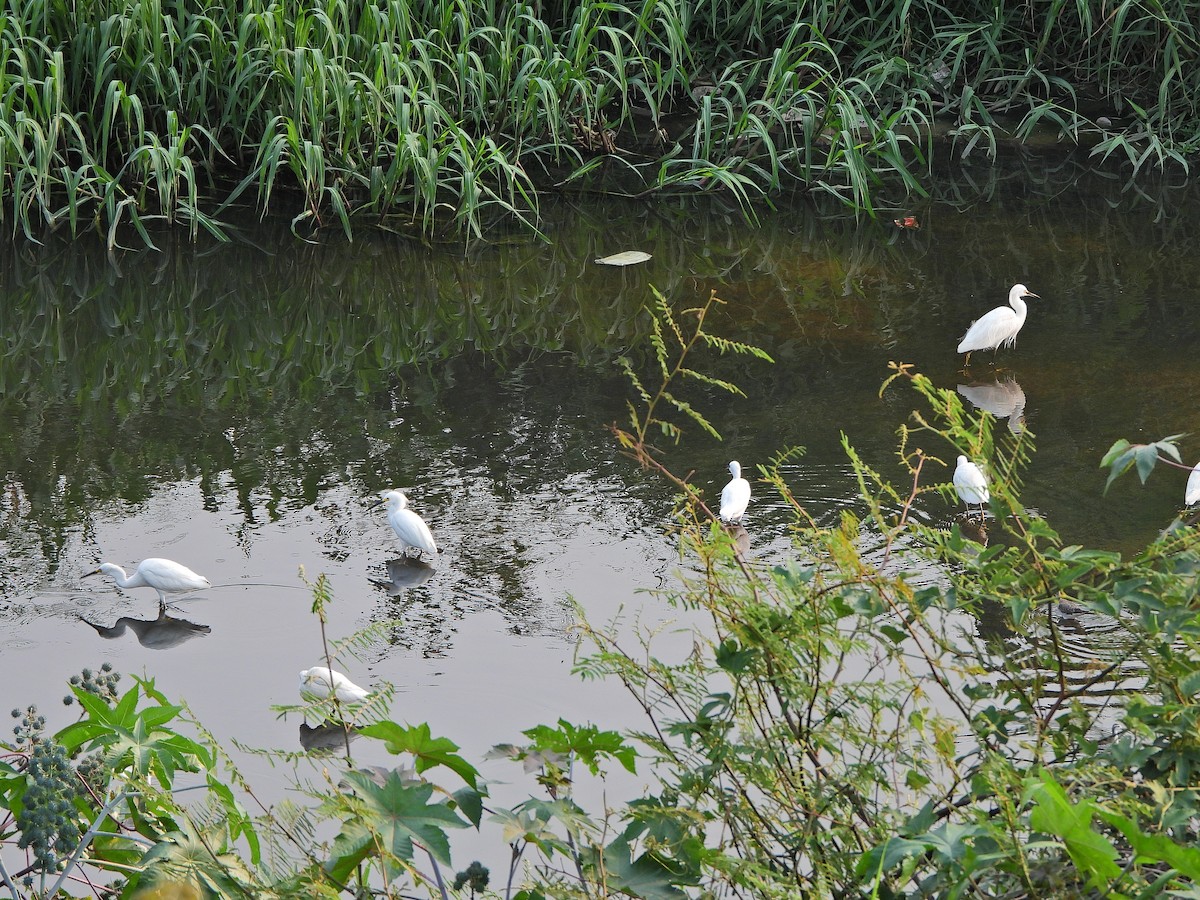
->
[612, 286, 773, 517]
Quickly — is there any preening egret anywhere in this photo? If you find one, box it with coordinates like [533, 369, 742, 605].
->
[1187, 461, 1200, 506]
[953, 455, 990, 515]
[720, 461, 751, 523]
[374, 490, 438, 558]
[299, 666, 370, 704]
[957, 284, 1039, 366]
[90, 558, 210, 605]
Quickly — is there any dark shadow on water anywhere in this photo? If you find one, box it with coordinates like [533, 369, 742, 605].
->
[79, 605, 212, 650]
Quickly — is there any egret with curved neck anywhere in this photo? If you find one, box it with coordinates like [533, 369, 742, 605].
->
[957, 284, 1039, 367]
[373, 490, 438, 559]
[90, 558, 210, 605]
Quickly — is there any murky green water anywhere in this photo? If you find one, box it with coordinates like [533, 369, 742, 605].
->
[2, 149, 1199, 867]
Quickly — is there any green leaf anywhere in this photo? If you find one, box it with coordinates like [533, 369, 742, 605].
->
[1181, 671, 1200, 697]
[594, 835, 693, 899]
[1100, 438, 1132, 468]
[208, 774, 261, 866]
[1156, 436, 1184, 463]
[1101, 442, 1138, 494]
[714, 639, 756, 674]
[1135, 444, 1159, 483]
[335, 770, 468, 869]
[358, 721, 479, 787]
[856, 836, 933, 877]
[1099, 810, 1200, 880]
[452, 786, 485, 828]
[522, 719, 637, 775]
[1028, 772, 1119, 888]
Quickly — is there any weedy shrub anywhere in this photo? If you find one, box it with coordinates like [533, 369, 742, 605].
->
[586, 297, 1200, 897]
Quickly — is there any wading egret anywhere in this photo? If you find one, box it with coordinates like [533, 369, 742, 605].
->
[90, 558, 210, 605]
[720, 461, 751, 523]
[374, 490, 438, 558]
[1187, 461, 1200, 506]
[299, 666, 370, 704]
[957, 284, 1039, 366]
[953, 455, 990, 516]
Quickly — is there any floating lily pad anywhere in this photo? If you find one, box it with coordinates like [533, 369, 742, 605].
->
[594, 250, 652, 267]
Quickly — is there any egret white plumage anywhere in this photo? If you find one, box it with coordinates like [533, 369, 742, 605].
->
[957, 284, 1039, 366]
[720, 461, 751, 523]
[953, 455, 990, 516]
[374, 490, 437, 558]
[90, 558, 210, 605]
[298, 666, 371, 705]
[1187, 461, 1200, 506]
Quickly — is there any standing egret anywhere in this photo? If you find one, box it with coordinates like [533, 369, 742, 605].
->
[720, 461, 751, 523]
[953, 455, 990, 517]
[374, 490, 438, 558]
[1187, 461, 1200, 506]
[89, 558, 210, 605]
[957, 284, 1039, 367]
[299, 666, 370, 704]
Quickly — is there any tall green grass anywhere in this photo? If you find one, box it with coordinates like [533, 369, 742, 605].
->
[0, 0, 1196, 245]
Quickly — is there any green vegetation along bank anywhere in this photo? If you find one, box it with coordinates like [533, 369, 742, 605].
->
[2, 0, 1197, 245]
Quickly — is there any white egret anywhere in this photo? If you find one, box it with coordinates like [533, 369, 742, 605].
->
[957, 284, 1039, 366]
[720, 461, 751, 523]
[299, 666, 370, 704]
[1187, 461, 1200, 506]
[374, 490, 438, 558]
[90, 558, 210, 605]
[953, 455, 990, 516]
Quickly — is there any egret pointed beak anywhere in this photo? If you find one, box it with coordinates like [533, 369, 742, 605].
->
[84, 568, 101, 578]
[1024, 291, 1040, 299]
[368, 498, 384, 509]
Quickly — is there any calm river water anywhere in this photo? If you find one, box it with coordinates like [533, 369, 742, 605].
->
[2, 149, 1199, 871]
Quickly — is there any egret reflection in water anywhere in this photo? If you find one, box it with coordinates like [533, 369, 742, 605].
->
[723, 522, 750, 561]
[79, 607, 211, 650]
[958, 376, 1027, 433]
[299, 721, 359, 753]
[957, 517, 989, 546]
[372, 557, 437, 595]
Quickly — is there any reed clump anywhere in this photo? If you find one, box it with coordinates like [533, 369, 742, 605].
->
[1, 0, 1196, 244]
